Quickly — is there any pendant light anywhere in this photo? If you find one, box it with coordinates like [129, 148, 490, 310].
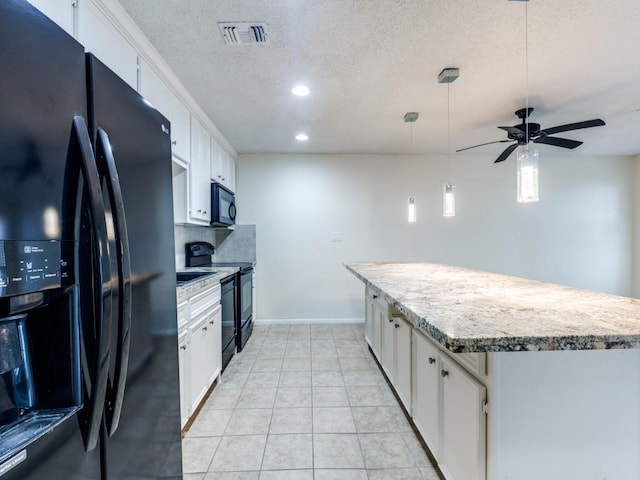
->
[404, 112, 419, 222]
[439, 68, 459, 217]
[514, 0, 539, 203]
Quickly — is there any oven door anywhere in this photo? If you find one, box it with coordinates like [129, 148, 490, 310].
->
[211, 183, 236, 227]
[239, 269, 253, 323]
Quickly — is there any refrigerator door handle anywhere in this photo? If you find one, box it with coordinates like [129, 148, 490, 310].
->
[96, 127, 132, 436]
[71, 116, 113, 452]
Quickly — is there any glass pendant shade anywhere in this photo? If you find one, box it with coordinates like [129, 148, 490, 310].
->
[516, 145, 539, 203]
[443, 183, 455, 217]
[408, 196, 417, 223]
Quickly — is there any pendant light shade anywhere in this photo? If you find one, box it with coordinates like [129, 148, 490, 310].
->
[443, 183, 455, 217]
[408, 196, 417, 223]
[516, 145, 539, 203]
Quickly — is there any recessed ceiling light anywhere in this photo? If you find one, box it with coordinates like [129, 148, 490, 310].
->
[292, 85, 310, 96]
[296, 133, 309, 141]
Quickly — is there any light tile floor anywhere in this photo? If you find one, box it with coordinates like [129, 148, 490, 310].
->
[182, 323, 441, 480]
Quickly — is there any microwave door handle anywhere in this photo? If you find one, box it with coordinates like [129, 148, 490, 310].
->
[228, 202, 236, 221]
[96, 128, 132, 437]
[71, 116, 113, 452]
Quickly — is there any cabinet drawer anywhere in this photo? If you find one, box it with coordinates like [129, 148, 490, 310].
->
[190, 284, 221, 318]
[372, 292, 388, 313]
[177, 300, 189, 331]
[454, 352, 487, 378]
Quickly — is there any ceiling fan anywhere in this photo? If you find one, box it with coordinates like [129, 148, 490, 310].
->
[456, 107, 606, 163]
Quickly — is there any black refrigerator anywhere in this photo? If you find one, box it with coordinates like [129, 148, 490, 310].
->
[0, 1, 182, 478]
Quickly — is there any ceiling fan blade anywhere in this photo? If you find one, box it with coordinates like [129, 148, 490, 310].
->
[494, 143, 519, 163]
[541, 119, 605, 136]
[456, 139, 511, 152]
[498, 126, 525, 136]
[533, 136, 583, 149]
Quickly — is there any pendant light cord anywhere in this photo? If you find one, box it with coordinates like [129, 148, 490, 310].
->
[525, 0, 529, 145]
[410, 122, 414, 153]
[447, 81, 451, 183]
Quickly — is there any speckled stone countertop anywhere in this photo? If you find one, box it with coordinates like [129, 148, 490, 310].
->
[176, 267, 238, 303]
[345, 262, 640, 352]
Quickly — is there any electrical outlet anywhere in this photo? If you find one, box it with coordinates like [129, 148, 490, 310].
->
[330, 231, 343, 242]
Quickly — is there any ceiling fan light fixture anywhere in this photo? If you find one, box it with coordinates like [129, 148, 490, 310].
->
[516, 145, 539, 203]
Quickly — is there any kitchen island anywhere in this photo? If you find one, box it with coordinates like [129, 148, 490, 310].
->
[346, 262, 640, 480]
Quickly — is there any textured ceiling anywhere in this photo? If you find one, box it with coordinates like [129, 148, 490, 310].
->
[117, 0, 640, 157]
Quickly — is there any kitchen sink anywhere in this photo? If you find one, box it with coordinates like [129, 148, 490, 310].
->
[176, 271, 216, 285]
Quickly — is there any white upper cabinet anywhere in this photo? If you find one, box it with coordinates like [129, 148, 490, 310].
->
[139, 58, 171, 117]
[167, 93, 191, 163]
[139, 59, 190, 163]
[189, 116, 211, 224]
[76, 0, 138, 90]
[211, 138, 236, 193]
[27, 0, 74, 35]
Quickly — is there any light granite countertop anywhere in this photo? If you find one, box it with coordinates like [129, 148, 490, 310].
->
[176, 266, 238, 303]
[345, 262, 640, 352]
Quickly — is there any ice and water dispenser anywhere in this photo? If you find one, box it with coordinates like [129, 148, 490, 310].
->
[0, 240, 81, 465]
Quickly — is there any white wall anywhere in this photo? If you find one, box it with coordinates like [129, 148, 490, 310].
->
[237, 153, 634, 321]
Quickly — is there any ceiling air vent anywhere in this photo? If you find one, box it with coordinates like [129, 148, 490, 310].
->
[218, 22, 269, 45]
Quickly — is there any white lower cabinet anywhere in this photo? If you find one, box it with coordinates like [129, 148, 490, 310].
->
[412, 331, 441, 456]
[439, 357, 487, 480]
[177, 328, 190, 428]
[177, 283, 222, 428]
[188, 314, 210, 413]
[365, 289, 385, 359]
[412, 331, 487, 480]
[393, 316, 412, 412]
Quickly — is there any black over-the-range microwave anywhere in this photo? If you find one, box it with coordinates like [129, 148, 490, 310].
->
[211, 182, 236, 227]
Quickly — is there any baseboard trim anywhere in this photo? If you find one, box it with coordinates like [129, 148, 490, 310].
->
[255, 317, 364, 325]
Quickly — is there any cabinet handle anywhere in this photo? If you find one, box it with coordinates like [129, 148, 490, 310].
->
[209, 320, 214, 325]
[373, 294, 378, 299]
[388, 318, 394, 323]
[180, 345, 187, 350]
[394, 323, 400, 328]
[441, 369, 449, 378]
[203, 210, 207, 215]
[172, 140, 177, 145]
[197, 209, 202, 213]
[428, 357, 436, 365]
[203, 326, 208, 331]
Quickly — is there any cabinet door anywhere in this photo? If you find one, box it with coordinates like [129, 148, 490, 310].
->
[139, 59, 170, 118]
[210, 137, 226, 183]
[412, 332, 441, 457]
[169, 93, 191, 162]
[440, 357, 487, 480]
[227, 156, 236, 193]
[178, 329, 190, 428]
[364, 293, 373, 346]
[76, 0, 138, 89]
[189, 117, 211, 223]
[208, 304, 222, 382]
[27, 0, 74, 35]
[369, 302, 381, 360]
[380, 312, 395, 379]
[189, 315, 210, 411]
[394, 318, 412, 411]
